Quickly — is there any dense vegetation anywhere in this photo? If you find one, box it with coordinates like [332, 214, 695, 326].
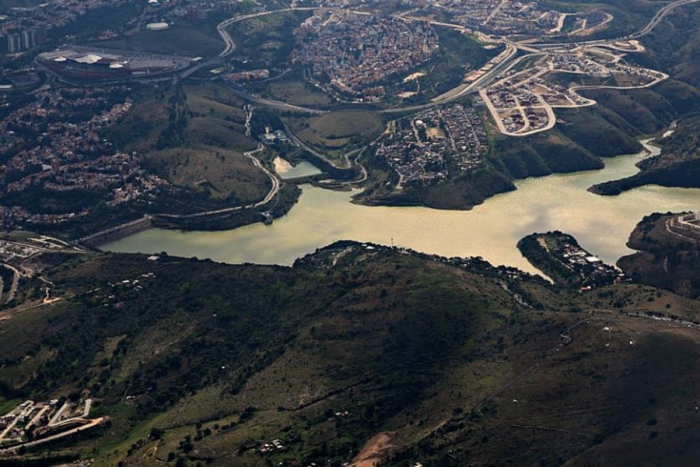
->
[0, 245, 699, 466]
[518, 232, 580, 287]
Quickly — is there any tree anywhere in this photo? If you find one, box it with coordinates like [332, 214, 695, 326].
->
[149, 427, 164, 440]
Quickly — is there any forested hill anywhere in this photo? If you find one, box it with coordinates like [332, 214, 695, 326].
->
[0, 244, 699, 466]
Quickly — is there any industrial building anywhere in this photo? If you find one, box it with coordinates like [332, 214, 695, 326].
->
[36, 46, 192, 81]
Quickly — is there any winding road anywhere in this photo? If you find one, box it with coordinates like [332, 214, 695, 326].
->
[206, 0, 699, 117]
[165, 0, 700, 198]
[158, 144, 279, 220]
[630, 0, 700, 38]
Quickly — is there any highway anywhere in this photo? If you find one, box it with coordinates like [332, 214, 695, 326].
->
[166, 0, 700, 192]
[204, 7, 524, 115]
[189, 0, 700, 110]
[178, 7, 315, 81]
[203, 7, 516, 115]
[216, 7, 316, 59]
[226, 85, 327, 115]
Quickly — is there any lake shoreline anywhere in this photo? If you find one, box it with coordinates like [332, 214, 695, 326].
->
[103, 136, 700, 276]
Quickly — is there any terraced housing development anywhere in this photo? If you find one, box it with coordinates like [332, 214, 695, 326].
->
[478, 41, 667, 136]
[287, 0, 671, 139]
[395, 0, 612, 36]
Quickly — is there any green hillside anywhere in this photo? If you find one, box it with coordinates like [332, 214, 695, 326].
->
[0, 244, 699, 466]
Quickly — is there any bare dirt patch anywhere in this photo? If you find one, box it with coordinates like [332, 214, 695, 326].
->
[348, 432, 395, 467]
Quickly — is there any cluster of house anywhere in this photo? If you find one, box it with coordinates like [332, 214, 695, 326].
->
[551, 52, 611, 77]
[376, 104, 487, 188]
[0, 399, 63, 444]
[554, 240, 624, 290]
[0, 87, 168, 226]
[402, 0, 609, 36]
[485, 84, 551, 134]
[442, 104, 489, 172]
[667, 212, 700, 241]
[0, 239, 42, 261]
[100, 272, 157, 310]
[0, 0, 133, 54]
[0, 398, 100, 451]
[2, 88, 131, 173]
[292, 10, 439, 99]
[259, 127, 289, 145]
[481, 44, 668, 136]
[259, 437, 286, 454]
[551, 49, 665, 85]
[6, 152, 167, 199]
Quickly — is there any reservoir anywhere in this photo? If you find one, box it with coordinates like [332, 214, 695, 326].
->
[104, 141, 700, 275]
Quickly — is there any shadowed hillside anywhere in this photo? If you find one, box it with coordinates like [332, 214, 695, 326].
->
[0, 243, 698, 466]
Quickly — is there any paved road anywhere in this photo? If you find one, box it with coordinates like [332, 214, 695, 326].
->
[531, 0, 700, 49]
[483, 0, 508, 26]
[228, 87, 327, 115]
[78, 216, 153, 244]
[188, 0, 699, 108]
[0, 417, 107, 455]
[631, 0, 700, 38]
[75, 145, 281, 241]
[205, 7, 519, 115]
[285, 125, 345, 168]
[178, 7, 316, 81]
[166, 0, 700, 194]
[158, 145, 279, 220]
[284, 124, 371, 185]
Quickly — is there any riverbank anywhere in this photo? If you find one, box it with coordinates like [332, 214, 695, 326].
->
[102, 138, 700, 276]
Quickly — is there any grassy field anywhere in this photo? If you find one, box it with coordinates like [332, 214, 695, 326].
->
[110, 83, 251, 151]
[107, 83, 268, 206]
[290, 111, 385, 153]
[148, 145, 269, 202]
[266, 79, 334, 108]
[227, 10, 312, 69]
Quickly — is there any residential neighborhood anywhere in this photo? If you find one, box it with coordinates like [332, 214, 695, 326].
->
[292, 10, 439, 100]
[0, 86, 169, 227]
[393, 0, 611, 37]
[376, 104, 488, 187]
[479, 42, 668, 136]
[523, 232, 626, 290]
